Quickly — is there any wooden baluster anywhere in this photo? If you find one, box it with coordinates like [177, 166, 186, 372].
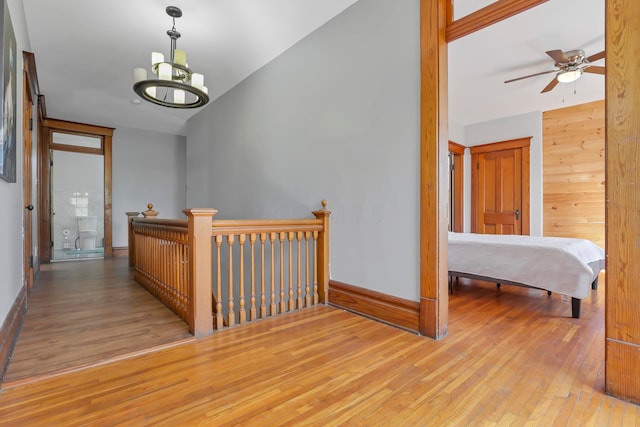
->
[279, 232, 286, 313]
[238, 234, 246, 325]
[304, 231, 311, 307]
[269, 232, 277, 316]
[260, 233, 267, 318]
[296, 231, 303, 309]
[183, 239, 189, 314]
[126, 212, 139, 266]
[288, 232, 295, 311]
[313, 230, 319, 305]
[214, 234, 224, 330]
[169, 236, 175, 310]
[250, 233, 257, 321]
[312, 200, 331, 304]
[176, 238, 181, 315]
[227, 234, 236, 328]
[161, 238, 167, 309]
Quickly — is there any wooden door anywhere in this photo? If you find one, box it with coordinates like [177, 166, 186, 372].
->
[471, 137, 530, 235]
[22, 63, 35, 289]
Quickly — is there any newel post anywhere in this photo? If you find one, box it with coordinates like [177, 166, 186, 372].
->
[312, 200, 331, 304]
[184, 208, 217, 338]
[126, 211, 140, 267]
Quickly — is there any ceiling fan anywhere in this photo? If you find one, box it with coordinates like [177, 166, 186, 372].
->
[505, 49, 605, 93]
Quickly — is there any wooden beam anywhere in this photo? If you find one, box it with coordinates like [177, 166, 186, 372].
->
[445, 0, 549, 42]
[605, 0, 640, 405]
[419, 0, 449, 339]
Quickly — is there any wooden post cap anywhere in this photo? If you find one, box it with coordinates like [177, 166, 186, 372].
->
[142, 204, 159, 218]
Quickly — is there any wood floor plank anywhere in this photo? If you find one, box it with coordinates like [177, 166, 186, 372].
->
[3, 258, 192, 384]
[1, 262, 638, 425]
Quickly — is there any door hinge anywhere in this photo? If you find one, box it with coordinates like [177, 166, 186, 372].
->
[29, 118, 33, 131]
[29, 255, 34, 268]
[50, 240, 54, 248]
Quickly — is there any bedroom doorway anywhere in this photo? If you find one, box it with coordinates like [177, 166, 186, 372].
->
[470, 137, 531, 235]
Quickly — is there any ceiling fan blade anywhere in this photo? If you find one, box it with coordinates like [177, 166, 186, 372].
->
[546, 49, 570, 64]
[504, 69, 558, 84]
[587, 50, 605, 62]
[584, 65, 605, 75]
[541, 78, 559, 93]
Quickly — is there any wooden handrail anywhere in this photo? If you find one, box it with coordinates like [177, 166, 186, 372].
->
[211, 219, 323, 235]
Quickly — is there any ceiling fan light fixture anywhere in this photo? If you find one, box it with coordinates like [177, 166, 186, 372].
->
[133, 6, 209, 109]
[557, 69, 583, 84]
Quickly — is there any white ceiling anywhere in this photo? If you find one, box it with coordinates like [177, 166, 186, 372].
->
[22, 0, 359, 135]
[449, 0, 605, 126]
[22, 0, 605, 135]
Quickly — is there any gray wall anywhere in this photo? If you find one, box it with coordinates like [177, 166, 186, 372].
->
[463, 111, 543, 235]
[187, 0, 421, 300]
[112, 126, 186, 247]
[0, 0, 30, 329]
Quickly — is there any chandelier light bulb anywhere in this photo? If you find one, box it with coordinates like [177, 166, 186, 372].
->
[192, 73, 204, 90]
[151, 52, 164, 67]
[174, 89, 185, 104]
[174, 49, 187, 66]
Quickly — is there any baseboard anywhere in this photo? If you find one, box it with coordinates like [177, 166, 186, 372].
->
[0, 286, 27, 385]
[329, 280, 420, 333]
[112, 246, 129, 257]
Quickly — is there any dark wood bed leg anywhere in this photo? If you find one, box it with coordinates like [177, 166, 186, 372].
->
[591, 277, 599, 290]
[496, 283, 501, 289]
[547, 291, 552, 296]
[571, 298, 581, 318]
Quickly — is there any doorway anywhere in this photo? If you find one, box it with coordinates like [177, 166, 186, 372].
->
[38, 118, 114, 263]
[50, 145, 105, 261]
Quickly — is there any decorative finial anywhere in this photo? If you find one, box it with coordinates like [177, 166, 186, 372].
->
[321, 199, 328, 209]
[142, 203, 159, 218]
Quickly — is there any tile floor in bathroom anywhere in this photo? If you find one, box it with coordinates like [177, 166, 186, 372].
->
[52, 248, 104, 261]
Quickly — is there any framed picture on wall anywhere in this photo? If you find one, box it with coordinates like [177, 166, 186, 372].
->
[0, 0, 17, 183]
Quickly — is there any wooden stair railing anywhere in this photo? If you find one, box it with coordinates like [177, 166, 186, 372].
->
[128, 201, 330, 337]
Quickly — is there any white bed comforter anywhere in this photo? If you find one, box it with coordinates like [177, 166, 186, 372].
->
[448, 232, 605, 299]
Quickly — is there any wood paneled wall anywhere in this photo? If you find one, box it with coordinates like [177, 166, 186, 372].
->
[542, 100, 605, 248]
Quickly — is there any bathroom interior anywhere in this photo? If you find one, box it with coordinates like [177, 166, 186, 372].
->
[51, 134, 104, 261]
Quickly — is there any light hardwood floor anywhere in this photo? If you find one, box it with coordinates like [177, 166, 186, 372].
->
[1, 261, 637, 425]
[3, 258, 193, 385]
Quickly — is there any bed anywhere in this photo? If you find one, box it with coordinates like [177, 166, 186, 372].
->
[448, 232, 605, 318]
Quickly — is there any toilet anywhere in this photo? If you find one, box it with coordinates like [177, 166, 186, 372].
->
[77, 216, 98, 250]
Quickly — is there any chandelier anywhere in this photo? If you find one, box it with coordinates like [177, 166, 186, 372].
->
[133, 6, 209, 109]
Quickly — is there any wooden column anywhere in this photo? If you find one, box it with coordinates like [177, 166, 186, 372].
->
[419, 0, 449, 339]
[125, 212, 140, 267]
[184, 208, 217, 338]
[605, 0, 640, 405]
[312, 200, 331, 304]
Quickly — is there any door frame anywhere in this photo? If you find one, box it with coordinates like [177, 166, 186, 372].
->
[419, 0, 554, 338]
[22, 52, 38, 290]
[38, 119, 114, 262]
[448, 141, 465, 232]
